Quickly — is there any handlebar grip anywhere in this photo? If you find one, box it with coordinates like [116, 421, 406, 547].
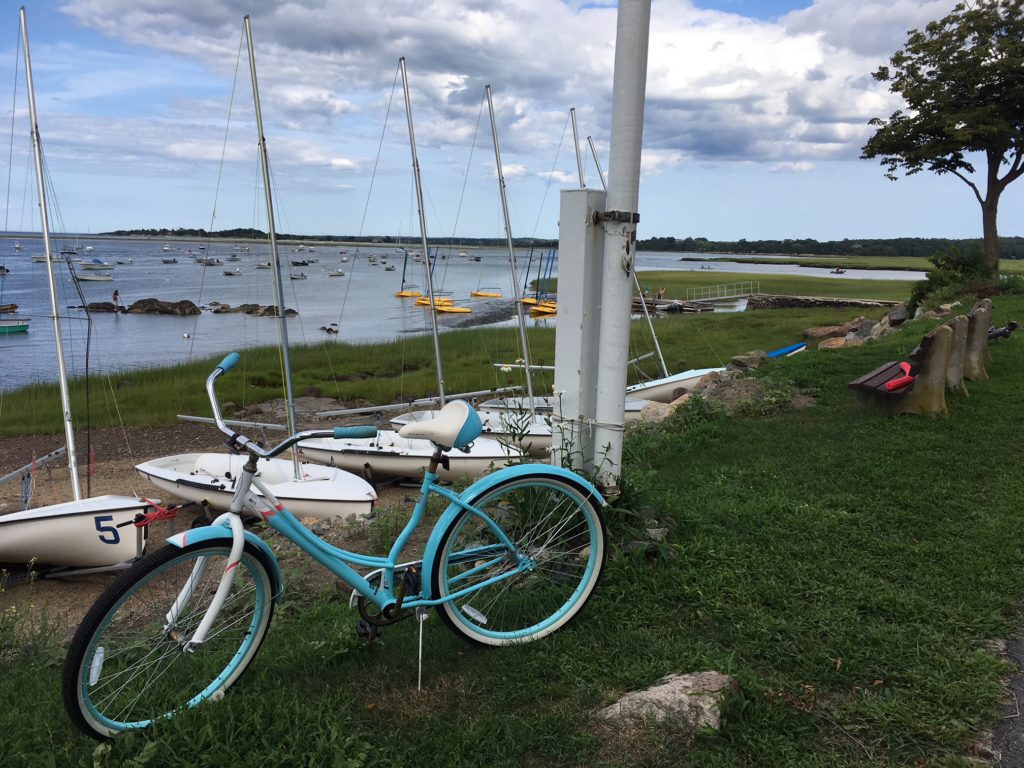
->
[333, 426, 378, 439]
[217, 352, 241, 374]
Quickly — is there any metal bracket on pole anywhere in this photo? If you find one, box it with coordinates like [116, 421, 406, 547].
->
[593, 210, 640, 224]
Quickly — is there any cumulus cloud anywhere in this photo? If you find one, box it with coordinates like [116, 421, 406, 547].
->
[12, 0, 970, 234]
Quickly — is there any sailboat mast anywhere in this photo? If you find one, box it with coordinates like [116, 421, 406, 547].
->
[485, 85, 535, 409]
[244, 16, 300, 472]
[20, 6, 81, 500]
[399, 57, 446, 406]
[570, 107, 585, 187]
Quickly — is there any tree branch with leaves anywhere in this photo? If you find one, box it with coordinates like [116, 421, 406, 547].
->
[862, 0, 1024, 274]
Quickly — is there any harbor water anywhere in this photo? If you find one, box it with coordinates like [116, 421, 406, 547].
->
[0, 236, 923, 390]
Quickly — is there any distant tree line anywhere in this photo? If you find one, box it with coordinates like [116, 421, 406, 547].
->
[638, 235, 1024, 260]
[99, 228, 559, 249]
[100, 228, 1024, 259]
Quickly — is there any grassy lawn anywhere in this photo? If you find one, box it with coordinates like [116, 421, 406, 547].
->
[4, 283, 1024, 766]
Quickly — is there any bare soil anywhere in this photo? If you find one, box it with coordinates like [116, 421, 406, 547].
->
[0, 420, 419, 636]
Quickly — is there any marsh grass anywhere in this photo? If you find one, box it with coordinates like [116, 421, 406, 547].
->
[9, 287, 1024, 765]
[2, 301, 868, 435]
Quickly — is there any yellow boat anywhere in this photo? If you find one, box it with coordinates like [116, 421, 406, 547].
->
[529, 301, 557, 316]
[471, 289, 502, 298]
[436, 304, 472, 314]
[395, 288, 422, 298]
[415, 296, 454, 308]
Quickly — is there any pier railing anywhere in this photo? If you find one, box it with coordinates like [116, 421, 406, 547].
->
[686, 281, 760, 302]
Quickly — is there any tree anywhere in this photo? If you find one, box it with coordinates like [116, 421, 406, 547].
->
[862, 0, 1024, 275]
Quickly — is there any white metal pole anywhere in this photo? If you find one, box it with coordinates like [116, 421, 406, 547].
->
[485, 85, 535, 410]
[400, 57, 446, 406]
[244, 15, 300, 477]
[21, 6, 81, 500]
[592, 0, 651, 492]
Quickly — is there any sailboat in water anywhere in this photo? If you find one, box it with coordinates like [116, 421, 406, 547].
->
[0, 7, 152, 570]
[135, 16, 376, 520]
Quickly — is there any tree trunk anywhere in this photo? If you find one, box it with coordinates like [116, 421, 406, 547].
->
[982, 183, 1001, 276]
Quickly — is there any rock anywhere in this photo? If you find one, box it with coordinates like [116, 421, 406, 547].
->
[597, 671, 738, 731]
[852, 318, 876, 339]
[817, 337, 846, 350]
[885, 304, 909, 327]
[939, 301, 962, 313]
[645, 527, 669, 543]
[669, 392, 693, 408]
[85, 301, 118, 313]
[127, 298, 201, 316]
[802, 317, 866, 341]
[639, 401, 676, 423]
[728, 351, 768, 370]
[869, 315, 890, 340]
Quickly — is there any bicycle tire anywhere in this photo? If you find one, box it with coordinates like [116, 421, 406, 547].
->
[430, 472, 605, 646]
[63, 540, 276, 739]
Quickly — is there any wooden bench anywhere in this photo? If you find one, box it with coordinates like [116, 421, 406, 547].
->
[848, 334, 933, 407]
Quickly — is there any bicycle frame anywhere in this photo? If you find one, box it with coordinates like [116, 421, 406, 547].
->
[170, 455, 532, 645]
[167, 353, 595, 648]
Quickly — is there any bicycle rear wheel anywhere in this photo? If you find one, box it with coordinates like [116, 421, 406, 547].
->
[430, 473, 605, 646]
[63, 540, 276, 739]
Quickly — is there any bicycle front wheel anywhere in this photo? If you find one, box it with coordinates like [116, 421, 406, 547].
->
[63, 540, 276, 739]
[430, 473, 605, 646]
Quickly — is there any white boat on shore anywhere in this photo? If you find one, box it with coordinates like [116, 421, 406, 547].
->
[0, 496, 149, 567]
[297, 429, 521, 481]
[134, 453, 377, 520]
[0, 9, 154, 574]
[626, 366, 725, 403]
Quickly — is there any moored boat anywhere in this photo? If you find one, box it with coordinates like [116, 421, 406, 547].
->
[0, 316, 30, 334]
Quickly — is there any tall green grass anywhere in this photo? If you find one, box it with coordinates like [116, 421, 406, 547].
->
[0, 303, 881, 436]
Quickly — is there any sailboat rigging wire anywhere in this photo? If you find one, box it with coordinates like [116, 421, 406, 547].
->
[206, 28, 245, 248]
[3, 26, 19, 236]
[529, 111, 570, 241]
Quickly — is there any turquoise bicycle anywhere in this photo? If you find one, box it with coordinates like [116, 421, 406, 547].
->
[62, 353, 606, 739]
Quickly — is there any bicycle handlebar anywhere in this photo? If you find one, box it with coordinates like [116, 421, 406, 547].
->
[217, 352, 241, 374]
[206, 353, 378, 460]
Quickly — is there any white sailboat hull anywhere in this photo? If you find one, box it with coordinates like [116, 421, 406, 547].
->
[135, 453, 377, 520]
[296, 431, 520, 480]
[625, 367, 725, 403]
[390, 409, 552, 457]
[477, 395, 652, 424]
[0, 495, 149, 567]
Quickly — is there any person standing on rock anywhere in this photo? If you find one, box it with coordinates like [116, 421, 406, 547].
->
[112, 289, 120, 312]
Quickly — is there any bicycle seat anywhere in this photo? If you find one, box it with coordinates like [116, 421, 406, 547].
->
[397, 399, 482, 450]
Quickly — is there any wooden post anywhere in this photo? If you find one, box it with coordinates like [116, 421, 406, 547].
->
[965, 300, 992, 380]
[893, 325, 952, 416]
[945, 315, 968, 396]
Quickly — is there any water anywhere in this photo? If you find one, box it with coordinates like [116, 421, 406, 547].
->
[635, 250, 927, 281]
[0, 238, 923, 390]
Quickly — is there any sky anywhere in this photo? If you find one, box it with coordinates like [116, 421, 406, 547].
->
[0, 0, 1020, 243]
